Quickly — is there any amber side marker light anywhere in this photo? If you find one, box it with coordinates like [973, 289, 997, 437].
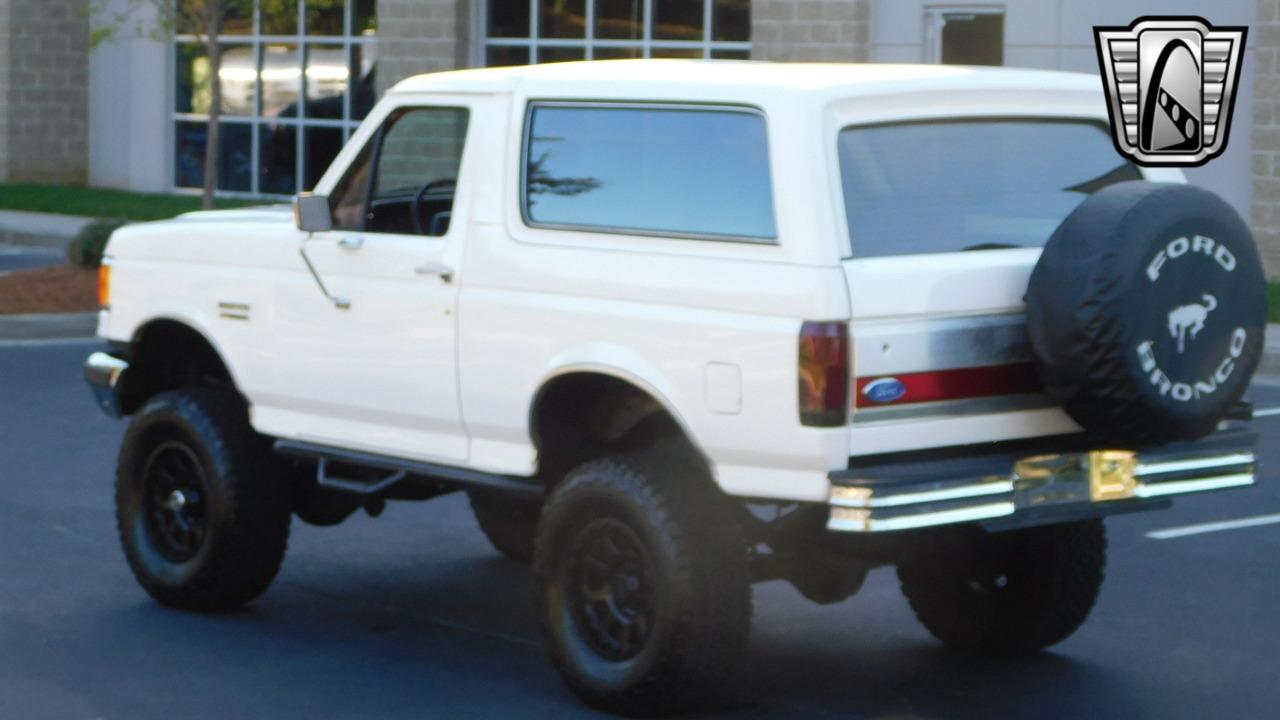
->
[98, 260, 111, 310]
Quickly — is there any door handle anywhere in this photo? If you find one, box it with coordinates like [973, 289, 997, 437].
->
[338, 235, 365, 250]
[415, 262, 455, 283]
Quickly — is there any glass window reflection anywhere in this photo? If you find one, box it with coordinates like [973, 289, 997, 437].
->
[174, 121, 253, 192]
[259, 124, 297, 195]
[525, 106, 777, 240]
[486, 1, 750, 68]
[490, 0, 531, 37]
[261, 0, 299, 35]
[595, 0, 642, 40]
[305, 127, 345, 189]
[540, 0, 586, 39]
[713, 0, 750, 42]
[305, 44, 347, 119]
[260, 43, 300, 118]
[306, 0, 346, 35]
[653, 0, 703, 40]
[173, 1, 378, 196]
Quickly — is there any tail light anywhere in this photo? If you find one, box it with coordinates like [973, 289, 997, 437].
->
[798, 320, 850, 427]
[98, 260, 111, 309]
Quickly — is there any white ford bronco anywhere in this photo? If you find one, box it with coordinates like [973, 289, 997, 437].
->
[86, 61, 1266, 714]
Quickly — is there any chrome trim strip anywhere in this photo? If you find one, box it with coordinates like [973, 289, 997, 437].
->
[1134, 472, 1254, 498]
[831, 479, 1014, 508]
[852, 313, 1031, 377]
[852, 393, 1051, 424]
[1135, 453, 1255, 477]
[828, 502, 1016, 533]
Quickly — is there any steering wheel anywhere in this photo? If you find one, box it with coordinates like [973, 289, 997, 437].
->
[410, 178, 457, 235]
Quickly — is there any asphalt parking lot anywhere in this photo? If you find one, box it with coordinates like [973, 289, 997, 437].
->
[2, 339, 1278, 719]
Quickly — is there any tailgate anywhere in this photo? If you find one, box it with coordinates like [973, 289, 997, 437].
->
[843, 250, 1080, 456]
[831, 116, 1151, 456]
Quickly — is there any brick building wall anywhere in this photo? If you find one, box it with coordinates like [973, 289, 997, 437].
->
[0, 0, 88, 184]
[1257, 0, 1280, 277]
[375, 0, 472, 98]
[750, 0, 870, 62]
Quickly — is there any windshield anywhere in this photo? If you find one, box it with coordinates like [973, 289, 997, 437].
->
[837, 119, 1140, 257]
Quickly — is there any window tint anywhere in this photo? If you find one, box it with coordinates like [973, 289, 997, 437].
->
[373, 108, 469, 200]
[328, 140, 373, 231]
[837, 120, 1140, 257]
[328, 107, 469, 235]
[524, 105, 776, 241]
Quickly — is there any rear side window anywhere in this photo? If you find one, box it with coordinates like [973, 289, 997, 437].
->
[523, 104, 777, 241]
[837, 119, 1140, 257]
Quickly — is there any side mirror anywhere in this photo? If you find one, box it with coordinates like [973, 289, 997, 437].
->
[294, 192, 333, 233]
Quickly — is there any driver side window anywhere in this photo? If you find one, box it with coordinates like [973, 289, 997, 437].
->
[329, 106, 470, 236]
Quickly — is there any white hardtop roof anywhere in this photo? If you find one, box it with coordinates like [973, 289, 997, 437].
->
[388, 59, 1102, 100]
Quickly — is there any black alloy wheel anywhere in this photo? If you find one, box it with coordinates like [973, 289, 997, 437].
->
[117, 388, 290, 611]
[534, 448, 752, 715]
[141, 441, 210, 563]
[562, 518, 656, 662]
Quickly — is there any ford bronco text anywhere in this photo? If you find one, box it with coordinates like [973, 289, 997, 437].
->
[85, 61, 1266, 714]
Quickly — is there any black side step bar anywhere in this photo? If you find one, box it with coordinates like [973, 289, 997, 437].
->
[274, 440, 541, 498]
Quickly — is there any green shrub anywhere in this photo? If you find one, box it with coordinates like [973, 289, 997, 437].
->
[67, 219, 127, 269]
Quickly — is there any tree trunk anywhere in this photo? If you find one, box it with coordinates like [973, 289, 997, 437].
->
[201, 21, 221, 208]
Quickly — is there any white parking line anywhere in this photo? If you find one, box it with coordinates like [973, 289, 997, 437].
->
[1253, 406, 1280, 418]
[0, 337, 101, 348]
[1147, 513, 1280, 540]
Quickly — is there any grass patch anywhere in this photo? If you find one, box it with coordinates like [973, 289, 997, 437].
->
[0, 184, 260, 222]
[1271, 283, 1280, 324]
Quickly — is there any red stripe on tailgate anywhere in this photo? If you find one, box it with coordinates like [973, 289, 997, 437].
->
[855, 363, 1042, 407]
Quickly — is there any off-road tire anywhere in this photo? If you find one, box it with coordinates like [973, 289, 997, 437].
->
[533, 450, 752, 715]
[116, 388, 291, 611]
[468, 491, 539, 563]
[897, 519, 1106, 655]
[1026, 181, 1266, 444]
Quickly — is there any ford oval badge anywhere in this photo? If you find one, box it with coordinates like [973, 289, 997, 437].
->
[863, 377, 906, 404]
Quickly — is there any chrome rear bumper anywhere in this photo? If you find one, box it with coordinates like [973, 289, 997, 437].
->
[827, 430, 1256, 533]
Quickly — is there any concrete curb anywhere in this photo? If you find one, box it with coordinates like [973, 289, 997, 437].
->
[0, 312, 98, 340]
[0, 209, 95, 252]
[0, 229, 71, 252]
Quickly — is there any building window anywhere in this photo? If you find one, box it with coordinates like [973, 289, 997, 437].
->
[173, 0, 377, 197]
[925, 7, 1003, 66]
[483, 0, 751, 66]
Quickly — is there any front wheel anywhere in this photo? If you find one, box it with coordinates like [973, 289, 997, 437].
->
[897, 519, 1106, 655]
[116, 388, 291, 611]
[534, 451, 752, 715]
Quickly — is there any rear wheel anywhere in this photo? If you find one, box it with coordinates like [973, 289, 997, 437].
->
[116, 388, 290, 611]
[897, 520, 1106, 655]
[534, 450, 752, 715]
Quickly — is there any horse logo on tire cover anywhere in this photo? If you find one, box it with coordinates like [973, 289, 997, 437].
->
[1168, 294, 1216, 354]
[1095, 17, 1247, 166]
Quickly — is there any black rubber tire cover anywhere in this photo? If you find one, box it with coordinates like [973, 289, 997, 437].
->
[1026, 181, 1266, 445]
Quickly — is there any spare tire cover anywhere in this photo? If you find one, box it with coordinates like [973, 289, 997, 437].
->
[1026, 181, 1266, 446]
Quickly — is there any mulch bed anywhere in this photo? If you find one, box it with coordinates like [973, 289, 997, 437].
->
[0, 265, 98, 314]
